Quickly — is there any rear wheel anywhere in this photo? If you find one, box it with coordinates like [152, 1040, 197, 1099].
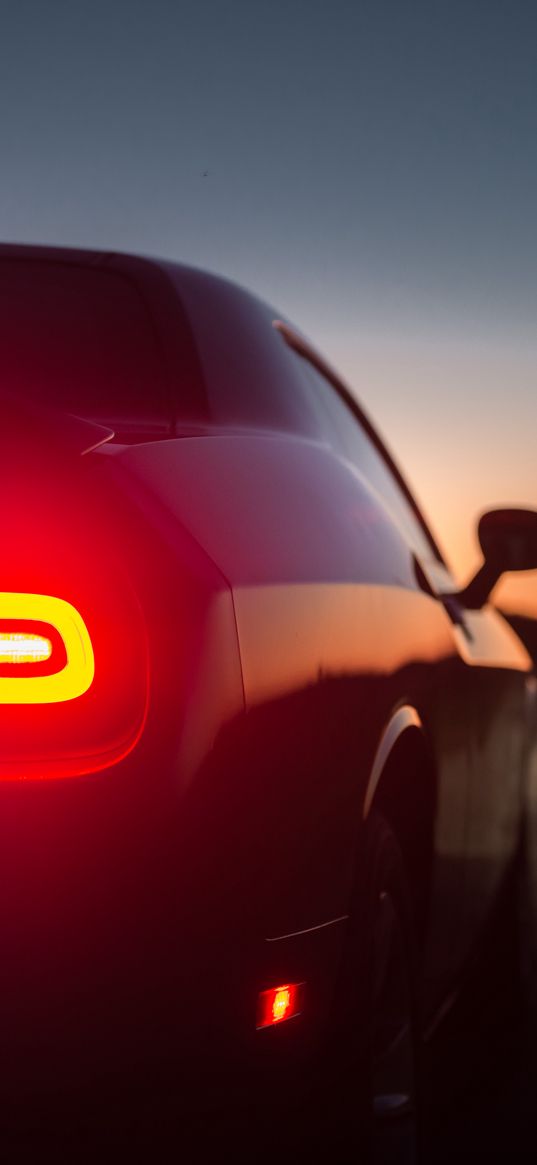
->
[516, 809, 537, 1031]
[370, 879, 417, 1162]
[325, 811, 420, 1163]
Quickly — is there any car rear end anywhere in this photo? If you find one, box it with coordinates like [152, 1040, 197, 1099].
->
[0, 248, 348, 1155]
[0, 425, 270, 1151]
[0, 252, 241, 1143]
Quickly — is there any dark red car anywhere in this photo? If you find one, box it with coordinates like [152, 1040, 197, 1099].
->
[0, 244, 534, 1159]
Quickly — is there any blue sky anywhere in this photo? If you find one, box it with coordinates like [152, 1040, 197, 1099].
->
[1, 0, 536, 605]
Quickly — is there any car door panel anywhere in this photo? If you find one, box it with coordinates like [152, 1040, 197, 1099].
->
[455, 606, 530, 953]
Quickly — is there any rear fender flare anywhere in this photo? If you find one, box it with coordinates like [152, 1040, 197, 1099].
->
[363, 705, 424, 820]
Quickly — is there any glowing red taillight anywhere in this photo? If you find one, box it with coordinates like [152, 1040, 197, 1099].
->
[0, 458, 148, 778]
[256, 983, 304, 1029]
[0, 594, 94, 703]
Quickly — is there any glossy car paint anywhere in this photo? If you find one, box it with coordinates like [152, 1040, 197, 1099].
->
[0, 244, 531, 1126]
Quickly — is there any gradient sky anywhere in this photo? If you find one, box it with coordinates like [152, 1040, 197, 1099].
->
[2, 0, 537, 609]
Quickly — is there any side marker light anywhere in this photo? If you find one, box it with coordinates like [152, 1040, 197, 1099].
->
[256, 982, 304, 1029]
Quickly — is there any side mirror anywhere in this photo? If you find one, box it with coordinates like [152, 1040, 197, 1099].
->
[457, 508, 537, 609]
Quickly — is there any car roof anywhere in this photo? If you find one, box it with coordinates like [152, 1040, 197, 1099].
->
[0, 243, 445, 565]
[0, 241, 262, 309]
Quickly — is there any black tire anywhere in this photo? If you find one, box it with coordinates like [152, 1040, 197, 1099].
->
[517, 810, 537, 1033]
[322, 810, 420, 1163]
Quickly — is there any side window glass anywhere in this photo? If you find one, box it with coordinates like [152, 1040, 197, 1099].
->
[295, 357, 437, 560]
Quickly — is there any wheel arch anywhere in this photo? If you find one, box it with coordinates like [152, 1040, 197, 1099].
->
[363, 705, 437, 946]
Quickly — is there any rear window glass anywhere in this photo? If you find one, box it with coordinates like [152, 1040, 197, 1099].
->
[164, 265, 323, 437]
[0, 261, 170, 428]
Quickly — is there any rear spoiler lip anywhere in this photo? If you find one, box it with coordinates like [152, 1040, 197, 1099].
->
[61, 414, 115, 455]
[1, 394, 115, 456]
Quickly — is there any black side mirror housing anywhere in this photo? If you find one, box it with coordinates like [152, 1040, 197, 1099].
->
[457, 508, 537, 609]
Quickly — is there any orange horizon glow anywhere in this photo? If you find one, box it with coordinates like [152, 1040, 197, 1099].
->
[333, 332, 537, 619]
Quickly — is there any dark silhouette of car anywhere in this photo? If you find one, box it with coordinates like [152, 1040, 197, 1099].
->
[0, 243, 535, 1159]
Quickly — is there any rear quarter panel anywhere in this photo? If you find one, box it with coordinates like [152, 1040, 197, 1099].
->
[115, 433, 472, 988]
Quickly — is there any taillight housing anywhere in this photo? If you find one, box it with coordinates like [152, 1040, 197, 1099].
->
[0, 457, 148, 779]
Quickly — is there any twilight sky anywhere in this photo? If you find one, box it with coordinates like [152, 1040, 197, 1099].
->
[1, 0, 537, 610]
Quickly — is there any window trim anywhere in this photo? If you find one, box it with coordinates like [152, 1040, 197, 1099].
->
[273, 319, 445, 565]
